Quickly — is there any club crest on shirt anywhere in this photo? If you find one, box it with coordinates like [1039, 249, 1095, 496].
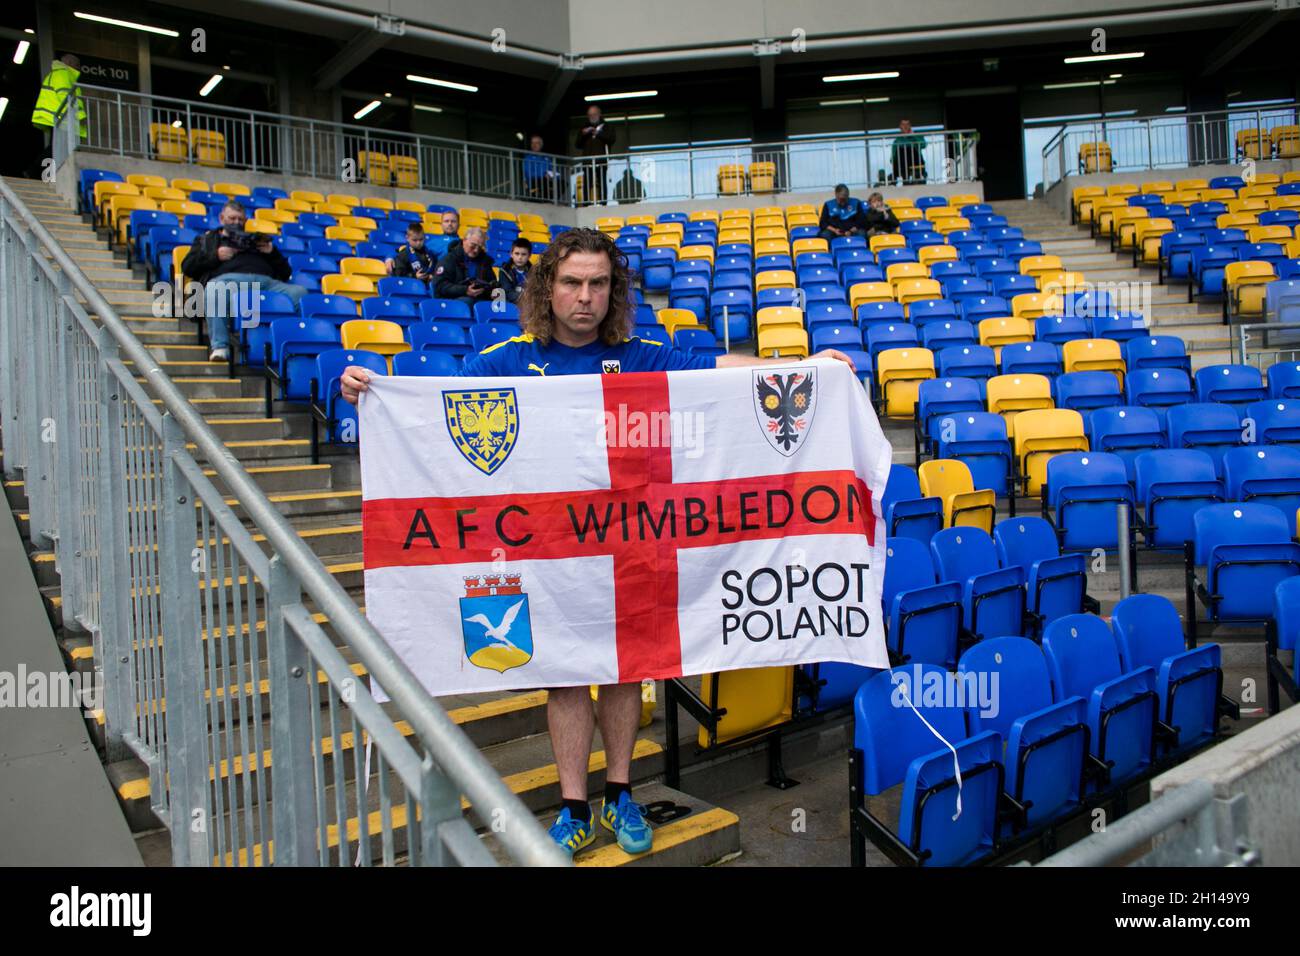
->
[602, 359, 622, 374]
[753, 368, 817, 456]
[444, 388, 519, 475]
[460, 572, 533, 673]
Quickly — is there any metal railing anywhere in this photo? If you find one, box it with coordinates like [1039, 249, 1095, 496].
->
[1038, 104, 1299, 191]
[0, 116, 566, 867]
[1234, 320, 1300, 368]
[74, 84, 977, 205]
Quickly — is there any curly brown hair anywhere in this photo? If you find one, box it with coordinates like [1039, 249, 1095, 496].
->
[518, 227, 632, 346]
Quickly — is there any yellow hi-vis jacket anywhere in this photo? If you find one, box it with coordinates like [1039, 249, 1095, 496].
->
[31, 60, 87, 139]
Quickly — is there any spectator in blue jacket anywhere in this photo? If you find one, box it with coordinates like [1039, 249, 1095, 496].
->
[818, 184, 867, 241]
[523, 135, 560, 203]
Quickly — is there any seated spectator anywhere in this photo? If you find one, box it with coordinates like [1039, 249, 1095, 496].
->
[862, 192, 900, 236]
[181, 200, 306, 362]
[891, 119, 928, 185]
[426, 210, 461, 257]
[434, 226, 496, 305]
[818, 184, 866, 241]
[523, 135, 560, 202]
[613, 167, 644, 203]
[497, 237, 533, 304]
[385, 222, 437, 282]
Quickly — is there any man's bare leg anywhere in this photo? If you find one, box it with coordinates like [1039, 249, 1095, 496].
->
[548, 686, 596, 802]
[595, 682, 642, 788]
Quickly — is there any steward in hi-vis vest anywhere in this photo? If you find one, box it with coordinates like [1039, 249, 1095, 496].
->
[31, 56, 87, 140]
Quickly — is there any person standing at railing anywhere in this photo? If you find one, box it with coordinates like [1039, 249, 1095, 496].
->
[524, 135, 560, 203]
[434, 226, 497, 306]
[575, 106, 616, 204]
[890, 119, 928, 186]
[817, 184, 867, 241]
[181, 200, 306, 362]
[31, 54, 86, 149]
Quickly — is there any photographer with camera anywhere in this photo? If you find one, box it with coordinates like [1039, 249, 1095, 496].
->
[433, 226, 497, 306]
[181, 200, 306, 362]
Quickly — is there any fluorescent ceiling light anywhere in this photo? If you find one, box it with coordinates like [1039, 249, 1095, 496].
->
[584, 90, 657, 102]
[819, 97, 891, 106]
[353, 100, 381, 120]
[24, 28, 34, 34]
[406, 74, 478, 93]
[1229, 97, 1294, 107]
[693, 137, 752, 145]
[1043, 80, 1117, 89]
[629, 143, 688, 150]
[1109, 74, 1122, 79]
[1166, 106, 1187, 112]
[1063, 51, 1144, 64]
[413, 103, 443, 113]
[823, 71, 899, 82]
[74, 11, 179, 36]
[14, 41, 29, 64]
[789, 130, 865, 139]
[170, 119, 183, 128]
[198, 74, 222, 97]
[1105, 109, 1137, 116]
[605, 112, 666, 121]
[0, 98, 8, 121]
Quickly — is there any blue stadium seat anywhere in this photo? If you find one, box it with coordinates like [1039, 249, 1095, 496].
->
[470, 323, 518, 353]
[883, 536, 962, 667]
[994, 516, 1088, 633]
[712, 271, 751, 292]
[1092, 313, 1148, 343]
[945, 280, 994, 305]
[1054, 370, 1122, 414]
[1000, 341, 1061, 380]
[409, 322, 471, 359]
[921, 320, 977, 352]
[309, 238, 353, 259]
[756, 288, 797, 310]
[853, 668, 1002, 866]
[1246, 399, 1300, 446]
[1089, 406, 1165, 479]
[419, 298, 473, 328]
[669, 275, 710, 321]
[315, 348, 385, 442]
[299, 293, 357, 324]
[908, 299, 958, 327]
[840, 262, 884, 287]
[376, 276, 430, 303]
[806, 301, 854, 329]
[1042, 614, 1157, 788]
[1222, 446, 1300, 523]
[930, 527, 1025, 642]
[1035, 315, 1090, 344]
[1190, 245, 1238, 299]
[271, 318, 341, 401]
[936, 345, 997, 384]
[991, 274, 1037, 298]
[1046, 452, 1135, 552]
[856, 301, 906, 328]
[936, 411, 1011, 497]
[882, 464, 943, 543]
[1167, 403, 1245, 476]
[1125, 335, 1191, 373]
[959, 636, 1087, 828]
[1193, 503, 1300, 623]
[1195, 364, 1267, 415]
[392, 350, 459, 376]
[1269, 360, 1300, 399]
[360, 297, 419, 327]
[641, 248, 676, 291]
[1134, 449, 1223, 551]
[1273, 577, 1300, 705]
[804, 283, 847, 306]
[756, 254, 793, 273]
[1125, 367, 1196, 425]
[867, 324, 919, 367]
[473, 300, 520, 325]
[1111, 594, 1223, 752]
[917, 377, 983, 450]
[674, 328, 726, 356]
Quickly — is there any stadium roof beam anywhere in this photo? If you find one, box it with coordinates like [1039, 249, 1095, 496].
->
[535, 54, 583, 126]
[314, 26, 393, 91]
[754, 39, 778, 109]
[1200, 9, 1293, 75]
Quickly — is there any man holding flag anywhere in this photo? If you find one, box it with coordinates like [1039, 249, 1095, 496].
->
[342, 228, 861, 858]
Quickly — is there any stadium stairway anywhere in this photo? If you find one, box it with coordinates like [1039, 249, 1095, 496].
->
[3, 176, 1271, 867]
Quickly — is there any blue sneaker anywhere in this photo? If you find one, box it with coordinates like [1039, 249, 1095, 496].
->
[600, 791, 653, 854]
[548, 805, 595, 857]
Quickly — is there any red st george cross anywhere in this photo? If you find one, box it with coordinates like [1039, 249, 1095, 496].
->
[362, 372, 877, 682]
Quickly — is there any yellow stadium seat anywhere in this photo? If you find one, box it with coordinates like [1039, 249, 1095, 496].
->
[1274, 126, 1300, 159]
[189, 129, 226, 167]
[595, 216, 625, 230]
[948, 194, 980, 208]
[918, 245, 959, 268]
[697, 668, 793, 747]
[244, 219, 279, 236]
[652, 221, 685, 237]
[718, 230, 752, 245]
[792, 238, 829, 258]
[755, 307, 804, 332]
[895, 278, 943, 308]
[1240, 185, 1277, 202]
[161, 200, 204, 217]
[787, 214, 819, 229]
[888, 197, 915, 209]
[1224, 261, 1277, 318]
[1113, 208, 1150, 250]
[877, 348, 935, 418]
[1019, 255, 1064, 279]
[722, 208, 752, 221]
[1248, 224, 1293, 244]
[1011, 292, 1064, 320]
[126, 174, 166, 190]
[325, 226, 366, 245]
[979, 317, 1034, 358]
[718, 164, 747, 195]
[648, 233, 681, 252]
[1140, 181, 1174, 195]
[755, 270, 796, 293]
[275, 197, 313, 215]
[338, 215, 377, 232]
[340, 320, 408, 369]
[870, 233, 907, 255]
[754, 239, 790, 257]
[1177, 178, 1209, 192]
[886, 261, 928, 290]
[1236, 129, 1270, 161]
[687, 210, 720, 224]
[918, 459, 996, 532]
[785, 203, 816, 218]
[1107, 184, 1139, 198]
[1079, 142, 1112, 173]
[171, 246, 192, 302]
[148, 124, 187, 163]
[1035, 271, 1088, 296]
[327, 193, 361, 208]
[321, 274, 376, 303]
[317, 202, 352, 217]
[755, 226, 788, 242]
[927, 206, 961, 221]
[749, 162, 777, 193]
[893, 207, 925, 222]
[1014, 409, 1088, 496]
[365, 198, 395, 212]
[1225, 200, 1265, 218]
[934, 217, 971, 236]
[341, 257, 387, 279]
[94, 181, 138, 220]
[390, 155, 419, 189]
[357, 151, 390, 186]
[657, 308, 705, 337]
[212, 181, 249, 198]
[258, 208, 296, 225]
[1135, 218, 1175, 265]
[169, 177, 208, 194]
[396, 200, 426, 214]
[757, 326, 809, 359]
[1062, 338, 1125, 386]
[291, 190, 324, 205]
[1072, 186, 1106, 223]
[109, 196, 157, 244]
[755, 206, 783, 217]
[1285, 172, 1300, 184]
[986, 373, 1054, 437]
[850, 282, 895, 312]
[1267, 195, 1300, 212]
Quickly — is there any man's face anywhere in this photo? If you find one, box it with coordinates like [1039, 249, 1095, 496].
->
[551, 250, 610, 343]
[530, 136, 543, 152]
[463, 232, 484, 257]
[900, 120, 912, 134]
[587, 107, 602, 126]
[835, 190, 849, 207]
[511, 246, 531, 268]
[407, 231, 425, 250]
[220, 206, 246, 230]
[441, 212, 459, 235]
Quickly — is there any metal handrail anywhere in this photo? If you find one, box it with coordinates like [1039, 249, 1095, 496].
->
[73, 83, 978, 203]
[0, 159, 565, 864]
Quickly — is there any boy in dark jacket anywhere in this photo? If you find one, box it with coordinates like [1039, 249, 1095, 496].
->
[862, 192, 901, 236]
[180, 200, 306, 361]
[433, 226, 497, 305]
[385, 222, 437, 283]
[497, 237, 533, 304]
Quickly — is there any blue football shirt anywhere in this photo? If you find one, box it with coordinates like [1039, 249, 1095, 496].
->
[457, 333, 717, 377]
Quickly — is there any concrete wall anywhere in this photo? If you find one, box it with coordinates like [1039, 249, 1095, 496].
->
[1151, 702, 1300, 865]
[1043, 159, 1300, 215]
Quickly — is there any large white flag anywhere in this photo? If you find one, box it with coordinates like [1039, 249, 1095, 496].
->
[359, 359, 893, 699]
